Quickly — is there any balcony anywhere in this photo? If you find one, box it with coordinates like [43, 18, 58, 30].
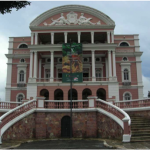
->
[122, 82, 131, 86]
[36, 77, 109, 83]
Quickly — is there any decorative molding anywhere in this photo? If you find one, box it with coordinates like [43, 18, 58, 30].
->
[30, 5, 115, 27]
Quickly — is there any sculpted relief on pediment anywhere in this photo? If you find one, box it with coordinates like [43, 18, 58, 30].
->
[43, 12, 101, 26]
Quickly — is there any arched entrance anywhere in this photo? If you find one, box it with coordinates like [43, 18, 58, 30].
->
[68, 89, 78, 100]
[40, 89, 49, 100]
[97, 88, 106, 100]
[61, 116, 71, 137]
[54, 89, 63, 100]
[82, 88, 92, 100]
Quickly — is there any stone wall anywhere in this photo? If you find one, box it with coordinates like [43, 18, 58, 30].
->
[97, 113, 123, 139]
[3, 114, 36, 141]
[2, 111, 123, 141]
[127, 110, 150, 119]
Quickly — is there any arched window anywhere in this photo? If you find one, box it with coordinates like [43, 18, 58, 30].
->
[124, 69, 129, 80]
[124, 93, 131, 100]
[19, 70, 24, 82]
[120, 42, 129, 47]
[19, 44, 28, 48]
[17, 94, 24, 102]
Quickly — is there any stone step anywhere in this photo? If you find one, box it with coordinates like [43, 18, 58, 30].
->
[131, 136, 150, 140]
[132, 129, 150, 132]
[131, 139, 150, 142]
[132, 133, 150, 136]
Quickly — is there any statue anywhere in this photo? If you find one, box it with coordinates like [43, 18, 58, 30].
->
[43, 12, 101, 26]
[77, 13, 96, 25]
[43, 13, 70, 26]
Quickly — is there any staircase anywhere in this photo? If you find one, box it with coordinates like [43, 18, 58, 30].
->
[131, 116, 150, 142]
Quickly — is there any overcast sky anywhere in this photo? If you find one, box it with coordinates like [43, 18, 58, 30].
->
[0, 1, 150, 101]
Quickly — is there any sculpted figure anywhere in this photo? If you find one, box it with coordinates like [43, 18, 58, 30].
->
[44, 13, 70, 26]
[78, 13, 96, 25]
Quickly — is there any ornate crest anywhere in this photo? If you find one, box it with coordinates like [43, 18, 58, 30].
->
[67, 11, 78, 24]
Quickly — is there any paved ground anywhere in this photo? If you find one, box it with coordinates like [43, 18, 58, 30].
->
[15, 139, 111, 149]
[1, 138, 150, 149]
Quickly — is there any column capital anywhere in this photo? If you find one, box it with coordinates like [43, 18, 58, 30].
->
[91, 31, 94, 35]
[35, 32, 38, 35]
[77, 31, 81, 35]
[112, 51, 115, 54]
[31, 32, 34, 35]
[51, 32, 54, 35]
[107, 31, 110, 34]
[64, 32, 68, 35]
[91, 50, 95, 52]
[50, 51, 54, 54]
[108, 50, 111, 53]
[111, 30, 114, 34]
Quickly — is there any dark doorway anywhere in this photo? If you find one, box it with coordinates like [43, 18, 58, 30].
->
[97, 88, 106, 100]
[61, 116, 71, 137]
[68, 89, 78, 100]
[82, 88, 92, 100]
[40, 89, 49, 100]
[54, 89, 63, 100]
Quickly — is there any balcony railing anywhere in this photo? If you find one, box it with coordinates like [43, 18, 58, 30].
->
[113, 98, 150, 109]
[36, 77, 109, 82]
[44, 100, 88, 109]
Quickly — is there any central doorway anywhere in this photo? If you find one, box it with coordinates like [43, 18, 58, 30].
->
[61, 116, 71, 137]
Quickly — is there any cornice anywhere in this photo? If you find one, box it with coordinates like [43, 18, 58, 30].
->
[5, 54, 30, 58]
[28, 43, 117, 52]
[30, 5, 115, 27]
[116, 52, 143, 57]
[30, 25, 115, 31]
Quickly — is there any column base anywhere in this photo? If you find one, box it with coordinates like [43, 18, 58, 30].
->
[50, 78, 54, 82]
[92, 77, 96, 82]
[123, 134, 131, 142]
[28, 78, 36, 83]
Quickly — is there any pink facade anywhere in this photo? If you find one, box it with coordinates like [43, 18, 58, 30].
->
[5, 5, 143, 102]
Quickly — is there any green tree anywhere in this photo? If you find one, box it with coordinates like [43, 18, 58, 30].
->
[0, 1, 31, 15]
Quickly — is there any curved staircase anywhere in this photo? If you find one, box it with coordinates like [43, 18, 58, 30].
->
[131, 116, 150, 142]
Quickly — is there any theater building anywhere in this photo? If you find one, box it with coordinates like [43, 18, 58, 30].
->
[5, 5, 143, 102]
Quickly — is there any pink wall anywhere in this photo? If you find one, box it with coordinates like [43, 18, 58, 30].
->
[11, 90, 27, 102]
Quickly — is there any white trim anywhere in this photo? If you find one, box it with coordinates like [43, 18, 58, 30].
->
[17, 65, 27, 83]
[118, 41, 130, 46]
[17, 43, 28, 49]
[8, 38, 14, 54]
[121, 63, 131, 82]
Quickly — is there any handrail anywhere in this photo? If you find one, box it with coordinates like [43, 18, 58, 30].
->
[45, 100, 88, 102]
[114, 98, 150, 103]
[96, 99, 131, 125]
[0, 99, 36, 122]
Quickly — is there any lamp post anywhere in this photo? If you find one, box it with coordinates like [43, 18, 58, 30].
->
[69, 39, 73, 138]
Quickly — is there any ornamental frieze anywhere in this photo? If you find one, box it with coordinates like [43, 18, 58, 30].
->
[43, 12, 101, 26]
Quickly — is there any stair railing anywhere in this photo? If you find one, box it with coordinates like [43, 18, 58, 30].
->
[0, 99, 36, 144]
[96, 99, 131, 142]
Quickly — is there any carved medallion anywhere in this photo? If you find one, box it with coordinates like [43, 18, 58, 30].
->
[67, 11, 78, 24]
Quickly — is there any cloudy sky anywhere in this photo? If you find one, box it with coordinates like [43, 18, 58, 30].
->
[0, 1, 150, 100]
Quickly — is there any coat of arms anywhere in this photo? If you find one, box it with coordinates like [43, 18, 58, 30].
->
[67, 11, 78, 24]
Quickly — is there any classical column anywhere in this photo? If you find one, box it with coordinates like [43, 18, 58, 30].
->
[107, 31, 110, 43]
[35, 33, 38, 45]
[33, 51, 37, 78]
[111, 31, 114, 43]
[29, 52, 33, 78]
[78, 32, 81, 43]
[91, 31, 94, 44]
[112, 51, 116, 77]
[108, 51, 112, 79]
[92, 50, 96, 81]
[64, 32, 67, 43]
[50, 51, 54, 82]
[51, 32, 54, 44]
[105, 58, 108, 78]
[39, 59, 42, 79]
[31, 33, 34, 45]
